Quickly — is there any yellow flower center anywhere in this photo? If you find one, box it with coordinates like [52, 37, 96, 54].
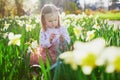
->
[73, 27, 80, 38]
[27, 26, 31, 31]
[81, 53, 97, 67]
[114, 55, 120, 72]
[12, 38, 19, 45]
[89, 33, 95, 40]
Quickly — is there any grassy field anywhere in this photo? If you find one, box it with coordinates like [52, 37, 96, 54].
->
[95, 12, 120, 20]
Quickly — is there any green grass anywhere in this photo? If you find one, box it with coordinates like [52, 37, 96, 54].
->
[95, 12, 120, 20]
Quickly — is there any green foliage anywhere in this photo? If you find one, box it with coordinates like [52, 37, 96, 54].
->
[95, 12, 120, 20]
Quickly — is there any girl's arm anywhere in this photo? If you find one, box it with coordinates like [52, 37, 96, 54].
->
[40, 30, 52, 48]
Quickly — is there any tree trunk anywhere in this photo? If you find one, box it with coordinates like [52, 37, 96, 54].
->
[15, 0, 25, 16]
[0, 0, 6, 18]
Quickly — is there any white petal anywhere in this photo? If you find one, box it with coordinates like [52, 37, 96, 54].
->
[31, 40, 38, 49]
[8, 32, 14, 40]
[106, 64, 115, 73]
[15, 34, 21, 38]
[16, 40, 20, 46]
[8, 41, 12, 45]
[82, 66, 92, 75]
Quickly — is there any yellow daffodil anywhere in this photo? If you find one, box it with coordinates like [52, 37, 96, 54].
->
[114, 55, 120, 72]
[96, 47, 120, 73]
[73, 38, 106, 75]
[73, 26, 82, 39]
[8, 32, 21, 46]
[26, 24, 32, 32]
[86, 30, 95, 41]
[60, 38, 105, 75]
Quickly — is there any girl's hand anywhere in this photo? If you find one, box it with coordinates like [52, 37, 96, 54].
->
[60, 34, 64, 42]
[50, 33, 56, 43]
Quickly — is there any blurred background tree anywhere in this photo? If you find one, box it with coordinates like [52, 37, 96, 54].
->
[0, 0, 25, 18]
[14, 0, 25, 16]
[109, 0, 119, 10]
[0, 0, 120, 18]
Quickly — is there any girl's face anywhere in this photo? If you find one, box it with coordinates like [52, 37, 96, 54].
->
[45, 13, 58, 28]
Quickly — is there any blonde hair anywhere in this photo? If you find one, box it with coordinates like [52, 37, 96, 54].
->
[40, 4, 61, 31]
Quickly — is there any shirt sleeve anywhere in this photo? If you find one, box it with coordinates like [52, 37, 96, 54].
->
[40, 30, 52, 48]
[60, 26, 71, 44]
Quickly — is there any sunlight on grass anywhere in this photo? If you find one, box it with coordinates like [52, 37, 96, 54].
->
[95, 12, 120, 20]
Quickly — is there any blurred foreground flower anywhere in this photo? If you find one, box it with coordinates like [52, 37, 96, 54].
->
[8, 32, 21, 46]
[60, 38, 106, 75]
[59, 51, 78, 70]
[96, 47, 120, 73]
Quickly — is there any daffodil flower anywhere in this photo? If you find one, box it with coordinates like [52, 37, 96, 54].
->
[59, 51, 78, 70]
[73, 26, 82, 39]
[96, 47, 120, 73]
[26, 24, 32, 32]
[73, 38, 106, 75]
[17, 20, 25, 27]
[86, 30, 95, 41]
[8, 32, 21, 46]
[93, 24, 100, 30]
[30, 40, 38, 49]
[3, 32, 8, 39]
[3, 21, 10, 31]
[60, 38, 106, 75]
[26, 40, 39, 54]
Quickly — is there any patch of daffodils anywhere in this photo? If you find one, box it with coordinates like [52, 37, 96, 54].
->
[59, 38, 106, 75]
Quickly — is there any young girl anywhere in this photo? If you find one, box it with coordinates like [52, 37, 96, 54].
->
[30, 4, 70, 65]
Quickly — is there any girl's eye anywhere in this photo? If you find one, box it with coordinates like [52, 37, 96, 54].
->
[49, 20, 52, 22]
[48, 20, 56, 22]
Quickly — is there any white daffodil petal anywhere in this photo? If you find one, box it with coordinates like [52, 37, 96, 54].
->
[98, 47, 120, 72]
[59, 51, 78, 70]
[8, 41, 12, 45]
[16, 40, 20, 46]
[8, 33, 21, 46]
[15, 34, 21, 38]
[82, 66, 92, 75]
[106, 64, 115, 73]
[8, 32, 14, 40]
[31, 40, 38, 49]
